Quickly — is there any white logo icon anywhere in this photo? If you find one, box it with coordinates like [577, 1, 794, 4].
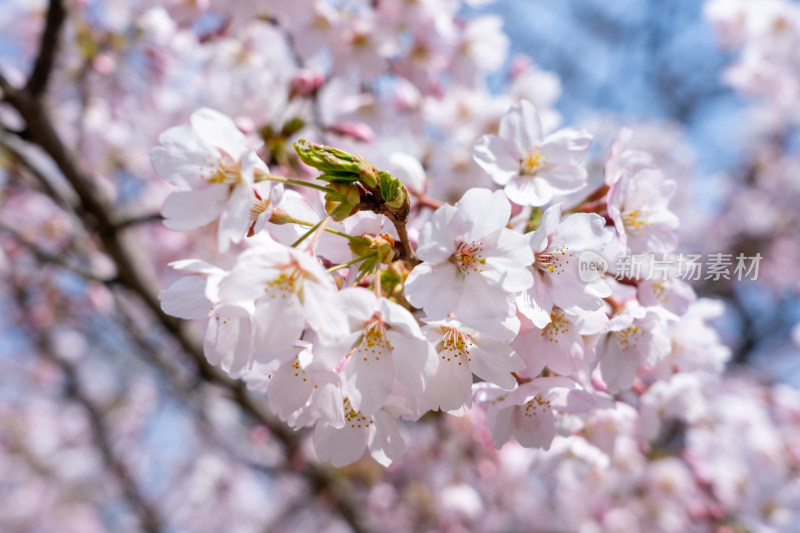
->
[578, 250, 608, 282]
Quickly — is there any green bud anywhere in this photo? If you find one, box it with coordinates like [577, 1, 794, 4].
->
[348, 234, 397, 266]
[293, 139, 379, 187]
[378, 171, 409, 210]
[324, 183, 362, 222]
[268, 208, 294, 225]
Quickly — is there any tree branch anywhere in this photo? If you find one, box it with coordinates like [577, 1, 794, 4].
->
[25, 0, 67, 97]
[4, 27, 374, 533]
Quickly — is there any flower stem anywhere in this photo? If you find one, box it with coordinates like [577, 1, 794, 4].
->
[255, 171, 336, 194]
[327, 255, 370, 273]
[291, 218, 325, 248]
[275, 213, 370, 246]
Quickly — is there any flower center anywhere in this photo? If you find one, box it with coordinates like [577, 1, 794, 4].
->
[264, 265, 302, 299]
[343, 398, 374, 429]
[355, 319, 392, 364]
[621, 204, 651, 235]
[250, 189, 271, 220]
[649, 280, 670, 305]
[541, 310, 571, 343]
[614, 325, 643, 352]
[450, 241, 486, 275]
[439, 327, 473, 365]
[523, 395, 551, 418]
[206, 153, 242, 184]
[521, 148, 546, 176]
[535, 244, 570, 275]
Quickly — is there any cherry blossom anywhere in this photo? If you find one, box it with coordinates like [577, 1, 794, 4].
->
[473, 100, 593, 206]
[320, 288, 436, 417]
[517, 204, 613, 328]
[421, 316, 523, 412]
[476, 377, 594, 450]
[595, 305, 673, 393]
[150, 108, 280, 251]
[404, 188, 533, 321]
[313, 396, 408, 467]
[215, 237, 346, 363]
[607, 166, 680, 254]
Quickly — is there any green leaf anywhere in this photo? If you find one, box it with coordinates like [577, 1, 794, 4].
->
[378, 171, 400, 202]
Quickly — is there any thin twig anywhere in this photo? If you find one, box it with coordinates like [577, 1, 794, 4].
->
[0, 221, 112, 283]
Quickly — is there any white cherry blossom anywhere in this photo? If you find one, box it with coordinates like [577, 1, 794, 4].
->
[476, 377, 594, 450]
[607, 166, 679, 254]
[319, 288, 436, 417]
[517, 204, 612, 328]
[404, 188, 533, 321]
[151, 108, 279, 251]
[511, 308, 586, 378]
[216, 237, 346, 362]
[595, 305, 673, 393]
[266, 343, 345, 428]
[473, 100, 592, 206]
[313, 396, 408, 467]
[421, 316, 523, 412]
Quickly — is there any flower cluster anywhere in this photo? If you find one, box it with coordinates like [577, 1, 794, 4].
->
[155, 100, 717, 467]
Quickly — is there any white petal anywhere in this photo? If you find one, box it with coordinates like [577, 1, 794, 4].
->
[204, 304, 254, 377]
[151, 125, 215, 187]
[218, 183, 253, 252]
[514, 406, 555, 450]
[536, 164, 587, 194]
[473, 134, 519, 186]
[404, 262, 463, 318]
[313, 422, 369, 467]
[540, 127, 593, 165]
[554, 213, 612, 251]
[423, 347, 473, 412]
[489, 406, 514, 448]
[311, 378, 346, 428]
[469, 338, 522, 390]
[161, 187, 228, 231]
[368, 410, 405, 466]
[253, 297, 306, 358]
[267, 357, 315, 419]
[416, 204, 459, 263]
[504, 176, 554, 207]
[388, 330, 435, 397]
[499, 100, 542, 155]
[458, 188, 512, 242]
[190, 107, 248, 159]
[159, 276, 213, 320]
[517, 276, 553, 329]
[344, 337, 394, 416]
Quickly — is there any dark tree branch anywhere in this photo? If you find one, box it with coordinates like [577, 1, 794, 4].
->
[25, 0, 67, 97]
[115, 212, 164, 230]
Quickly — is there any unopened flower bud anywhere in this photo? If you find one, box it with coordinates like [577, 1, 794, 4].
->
[293, 139, 379, 188]
[289, 69, 324, 98]
[349, 234, 398, 271]
[325, 183, 362, 221]
[329, 121, 376, 143]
